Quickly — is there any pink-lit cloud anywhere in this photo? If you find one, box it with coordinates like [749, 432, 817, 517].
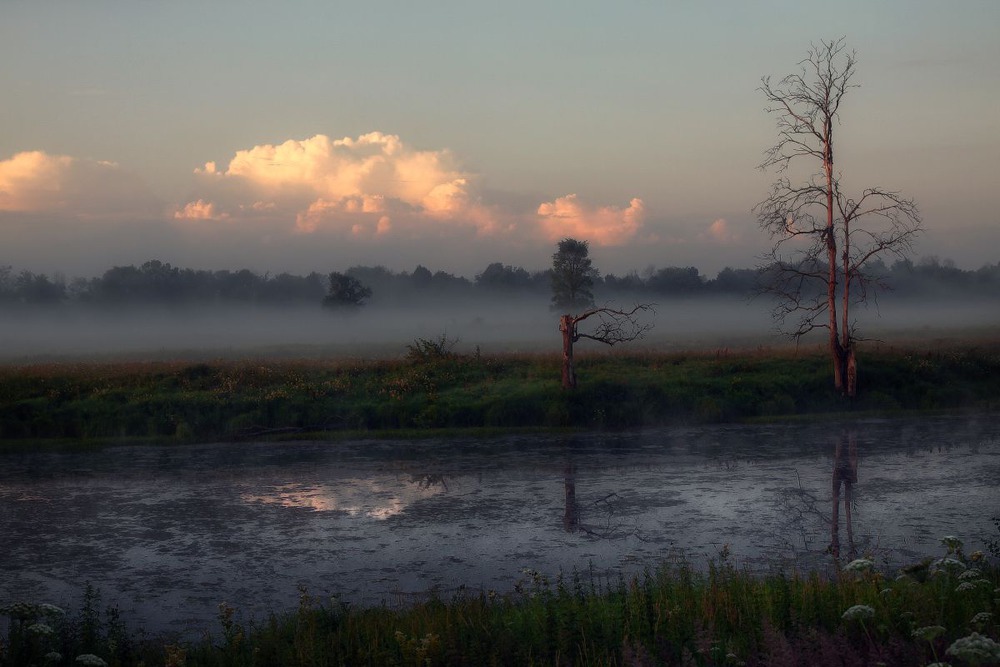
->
[0, 138, 671, 276]
[174, 199, 229, 221]
[183, 132, 498, 236]
[0, 150, 158, 218]
[700, 217, 740, 244]
[536, 194, 645, 245]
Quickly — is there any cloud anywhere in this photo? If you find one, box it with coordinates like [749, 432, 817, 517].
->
[174, 199, 229, 221]
[183, 132, 497, 236]
[536, 194, 645, 245]
[701, 217, 740, 244]
[0, 150, 159, 218]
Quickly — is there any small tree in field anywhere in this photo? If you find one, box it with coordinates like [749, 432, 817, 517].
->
[558, 305, 653, 389]
[322, 271, 372, 310]
[755, 38, 922, 397]
[551, 238, 596, 311]
[549, 239, 653, 388]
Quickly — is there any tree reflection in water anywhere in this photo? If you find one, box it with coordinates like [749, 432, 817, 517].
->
[562, 461, 641, 540]
[830, 430, 859, 559]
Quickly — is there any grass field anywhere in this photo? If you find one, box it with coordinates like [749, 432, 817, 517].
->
[1, 341, 998, 447]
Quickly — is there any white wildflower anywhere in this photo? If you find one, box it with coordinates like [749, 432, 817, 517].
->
[946, 632, 1000, 663]
[75, 655, 109, 667]
[970, 612, 993, 630]
[842, 604, 875, 622]
[956, 581, 980, 592]
[844, 558, 875, 572]
[924, 663, 952, 667]
[0, 601, 40, 619]
[38, 603, 65, 617]
[959, 568, 983, 581]
[931, 557, 967, 574]
[941, 536, 964, 551]
[44, 652, 62, 664]
[27, 622, 55, 636]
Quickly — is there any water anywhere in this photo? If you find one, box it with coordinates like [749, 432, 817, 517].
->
[1, 414, 998, 637]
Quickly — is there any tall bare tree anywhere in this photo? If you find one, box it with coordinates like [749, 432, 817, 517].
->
[755, 38, 922, 396]
[558, 304, 653, 389]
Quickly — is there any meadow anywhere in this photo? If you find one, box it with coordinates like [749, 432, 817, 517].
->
[1, 340, 999, 447]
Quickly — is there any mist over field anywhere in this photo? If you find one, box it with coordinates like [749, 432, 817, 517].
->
[2, 294, 997, 362]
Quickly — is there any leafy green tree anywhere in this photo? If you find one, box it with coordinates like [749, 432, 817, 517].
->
[647, 267, 704, 295]
[14, 271, 66, 304]
[550, 238, 596, 311]
[322, 271, 372, 309]
[411, 265, 433, 288]
[476, 262, 533, 291]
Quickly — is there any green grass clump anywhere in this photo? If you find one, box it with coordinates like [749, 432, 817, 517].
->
[3, 538, 998, 666]
[1, 343, 999, 446]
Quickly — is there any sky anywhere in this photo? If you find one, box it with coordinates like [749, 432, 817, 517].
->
[2, 1, 998, 279]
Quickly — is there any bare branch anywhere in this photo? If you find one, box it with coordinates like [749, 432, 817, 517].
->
[573, 303, 655, 346]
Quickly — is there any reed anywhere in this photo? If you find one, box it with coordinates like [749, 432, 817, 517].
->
[3, 538, 997, 666]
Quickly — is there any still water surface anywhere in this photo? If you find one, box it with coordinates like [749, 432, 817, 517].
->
[2, 414, 998, 636]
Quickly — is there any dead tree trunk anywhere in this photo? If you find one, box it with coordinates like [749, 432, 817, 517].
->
[755, 39, 921, 397]
[559, 314, 577, 390]
[845, 345, 857, 398]
[557, 305, 653, 390]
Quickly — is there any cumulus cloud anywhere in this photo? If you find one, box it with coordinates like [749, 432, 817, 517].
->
[183, 132, 497, 236]
[536, 194, 645, 245]
[0, 150, 158, 218]
[701, 217, 740, 244]
[174, 199, 229, 221]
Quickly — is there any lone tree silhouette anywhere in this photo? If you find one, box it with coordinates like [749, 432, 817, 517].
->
[322, 271, 372, 309]
[550, 238, 653, 389]
[755, 38, 922, 397]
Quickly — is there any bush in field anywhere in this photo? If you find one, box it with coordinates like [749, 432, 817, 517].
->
[405, 334, 459, 362]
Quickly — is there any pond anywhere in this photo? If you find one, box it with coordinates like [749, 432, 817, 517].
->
[1, 414, 998, 637]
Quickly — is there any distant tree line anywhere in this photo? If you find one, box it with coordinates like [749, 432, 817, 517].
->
[0, 256, 997, 308]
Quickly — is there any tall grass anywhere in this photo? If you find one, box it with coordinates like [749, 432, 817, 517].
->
[3, 539, 998, 666]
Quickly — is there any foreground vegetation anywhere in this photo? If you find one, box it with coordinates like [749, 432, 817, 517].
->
[3, 536, 999, 666]
[1, 342, 999, 446]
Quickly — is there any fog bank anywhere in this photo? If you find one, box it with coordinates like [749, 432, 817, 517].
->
[1, 295, 997, 362]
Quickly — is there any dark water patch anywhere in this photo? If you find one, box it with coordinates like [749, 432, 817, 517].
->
[1, 413, 998, 637]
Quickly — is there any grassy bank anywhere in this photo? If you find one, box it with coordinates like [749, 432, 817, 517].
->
[3, 537, 999, 666]
[2, 343, 999, 445]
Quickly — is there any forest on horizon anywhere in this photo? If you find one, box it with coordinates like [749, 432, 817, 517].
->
[2, 255, 999, 309]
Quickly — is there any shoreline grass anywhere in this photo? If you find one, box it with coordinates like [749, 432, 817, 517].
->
[3, 539, 998, 666]
[1, 343, 998, 448]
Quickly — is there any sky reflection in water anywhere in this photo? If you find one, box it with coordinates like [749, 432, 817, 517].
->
[1, 414, 997, 636]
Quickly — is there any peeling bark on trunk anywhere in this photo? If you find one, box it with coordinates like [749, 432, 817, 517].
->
[559, 314, 576, 390]
[846, 346, 857, 398]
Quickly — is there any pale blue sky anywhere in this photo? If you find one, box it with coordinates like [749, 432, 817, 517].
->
[1, 1, 997, 277]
